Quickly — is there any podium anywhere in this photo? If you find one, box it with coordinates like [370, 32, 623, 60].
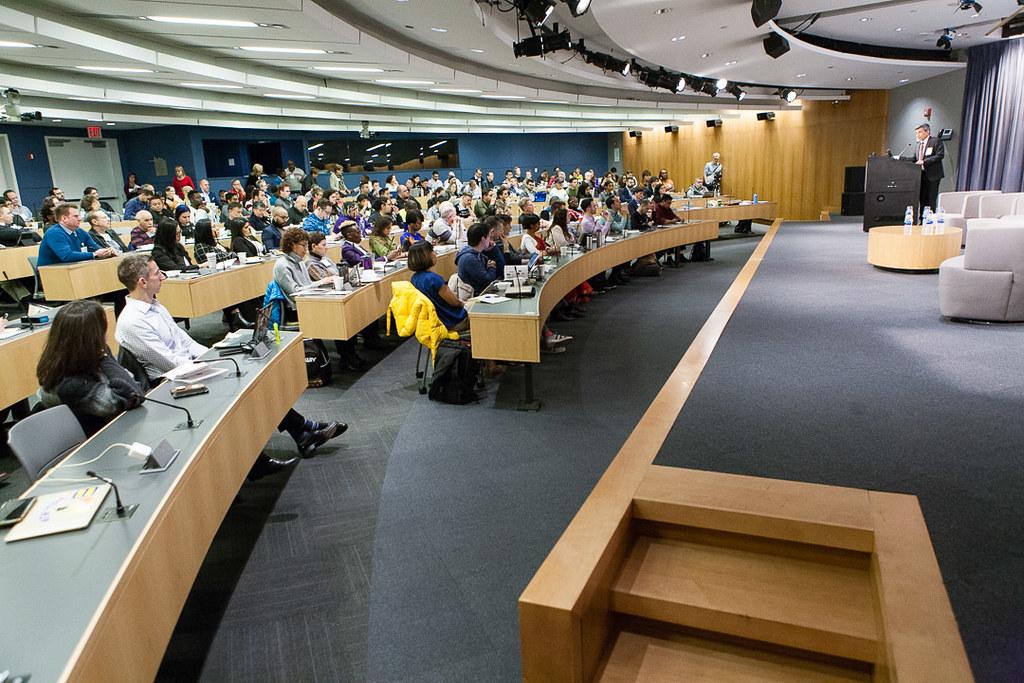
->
[862, 155, 920, 232]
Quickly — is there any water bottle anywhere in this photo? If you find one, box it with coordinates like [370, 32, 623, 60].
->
[752, 193, 759, 204]
[936, 207, 945, 234]
[903, 206, 913, 235]
[923, 211, 934, 235]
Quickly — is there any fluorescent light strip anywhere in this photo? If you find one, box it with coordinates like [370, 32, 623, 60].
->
[308, 143, 325, 150]
[147, 16, 258, 28]
[480, 95, 525, 100]
[76, 66, 154, 73]
[428, 140, 448, 148]
[0, 41, 38, 48]
[430, 88, 482, 94]
[366, 143, 387, 152]
[313, 66, 384, 73]
[262, 93, 315, 99]
[375, 79, 435, 85]
[180, 82, 243, 89]
[240, 46, 326, 54]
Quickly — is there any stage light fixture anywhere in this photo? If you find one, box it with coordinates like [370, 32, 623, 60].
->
[699, 79, 720, 96]
[778, 87, 797, 102]
[639, 68, 684, 93]
[936, 28, 954, 50]
[519, 0, 557, 27]
[763, 32, 790, 58]
[580, 48, 630, 76]
[727, 84, 746, 101]
[564, 0, 592, 17]
[958, 1, 982, 15]
[751, 0, 783, 28]
[513, 35, 544, 58]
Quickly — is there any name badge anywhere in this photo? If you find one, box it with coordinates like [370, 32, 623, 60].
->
[926, 147, 933, 156]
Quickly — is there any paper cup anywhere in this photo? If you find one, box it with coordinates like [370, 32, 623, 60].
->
[333, 275, 343, 290]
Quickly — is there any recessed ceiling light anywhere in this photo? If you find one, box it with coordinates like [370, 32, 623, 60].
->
[147, 16, 258, 28]
[313, 66, 384, 73]
[655, 8, 672, 14]
[725, 60, 737, 66]
[671, 35, 686, 42]
[51, 119, 62, 122]
[860, 17, 872, 22]
[535, 99, 568, 104]
[180, 81, 244, 89]
[430, 88, 483, 94]
[895, 27, 905, 32]
[701, 53, 710, 59]
[262, 93, 316, 99]
[106, 122, 116, 126]
[899, 79, 909, 83]
[308, 143, 325, 150]
[430, 27, 448, 33]
[846, 77, 855, 81]
[76, 65, 154, 73]
[796, 73, 807, 77]
[239, 46, 326, 54]
[0, 40, 39, 48]
[480, 94, 526, 100]
[470, 48, 486, 53]
[375, 79, 435, 85]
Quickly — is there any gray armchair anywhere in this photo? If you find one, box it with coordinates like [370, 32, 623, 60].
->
[939, 223, 1024, 322]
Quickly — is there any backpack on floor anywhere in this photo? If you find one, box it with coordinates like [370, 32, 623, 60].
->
[428, 340, 481, 404]
[304, 339, 333, 388]
[632, 253, 662, 277]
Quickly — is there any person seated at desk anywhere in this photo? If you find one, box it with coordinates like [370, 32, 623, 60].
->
[0, 204, 40, 246]
[187, 191, 212, 225]
[302, 198, 333, 236]
[408, 241, 469, 333]
[227, 217, 266, 257]
[369, 216, 403, 262]
[3, 189, 33, 224]
[520, 214, 559, 258]
[455, 223, 498, 297]
[130, 210, 157, 249]
[175, 205, 195, 240]
[151, 218, 193, 272]
[686, 178, 708, 198]
[630, 198, 654, 231]
[123, 188, 152, 220]
[37, 203, 116, 266]
[400, 209, 425, 251]
[148, 195, 173, 223]
[194, 220, 256, 331]
[115, 253, 345, 462]
[264, 206, 288, 251]
[287, 195, 308, 226]
[493, 213, 524, 266]
[36, 299, 144, 436]
[338, 222, 372, 267]
[248, 201, 270, 234]
[305, 231, 340, 281]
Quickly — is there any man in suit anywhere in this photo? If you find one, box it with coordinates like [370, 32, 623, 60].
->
[87, 210, 128, 253]
[905, 123, 944, 212]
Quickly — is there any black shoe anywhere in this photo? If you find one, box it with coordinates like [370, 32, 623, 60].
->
[297, 422, 348, 457]
[362, 336, 386, 350]
[247, 453, 299, 481]
[341, 355, 366, 372]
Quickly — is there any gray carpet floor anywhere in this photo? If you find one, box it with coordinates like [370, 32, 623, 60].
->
[654, 218, 1024, 683]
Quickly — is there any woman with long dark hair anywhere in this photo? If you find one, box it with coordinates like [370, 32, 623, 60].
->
[193, 219, 255, 331]
[151, 218, 193, 272]
[36, 300, 144, 435]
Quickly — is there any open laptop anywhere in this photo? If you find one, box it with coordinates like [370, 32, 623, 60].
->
[217, 304, 272, 354]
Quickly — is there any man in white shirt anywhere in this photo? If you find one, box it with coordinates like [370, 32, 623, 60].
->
[427, 171, 444, 192]
[3, 189, 33, 223]
[114, 253, 347, 459]
[283, 160, 306, 192]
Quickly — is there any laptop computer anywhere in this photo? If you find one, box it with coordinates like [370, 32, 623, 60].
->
[218, 304, 272, 354]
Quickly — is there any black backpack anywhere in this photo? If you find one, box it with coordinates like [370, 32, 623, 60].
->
[304, 339, 333, 388]
[428, 340, 481, 404]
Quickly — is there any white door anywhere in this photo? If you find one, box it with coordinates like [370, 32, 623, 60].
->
[0, 134, 18, 196]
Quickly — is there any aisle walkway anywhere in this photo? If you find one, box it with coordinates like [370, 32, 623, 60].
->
[655, 218, 1024, 682]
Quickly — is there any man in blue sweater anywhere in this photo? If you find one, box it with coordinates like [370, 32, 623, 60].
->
[454, 223, 497, 295]
[37, 203, 116, 266]
[122, 188, 153, 220]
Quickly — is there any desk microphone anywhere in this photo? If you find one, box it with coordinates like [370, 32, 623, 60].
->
[86, 471, 126, 516]
[192, 357, 242, 377]
[143, 395, 196, 428]
[896, 142, 913, 158]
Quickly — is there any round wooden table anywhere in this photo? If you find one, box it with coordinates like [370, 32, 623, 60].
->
[867, 225, 963, 271]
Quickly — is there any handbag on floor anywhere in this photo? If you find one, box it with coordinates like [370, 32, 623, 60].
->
[428, 340, 481, 404]
[631, 253, 662, 277]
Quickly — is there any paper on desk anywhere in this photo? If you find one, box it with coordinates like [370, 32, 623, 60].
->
[5, 484, 110, 542]
[213, 330, 250, 348]
[0, 327, 26, 340]
[28, 303, 60, 318]
[163, 362, 228, 383]
[477, 294, 511, 304]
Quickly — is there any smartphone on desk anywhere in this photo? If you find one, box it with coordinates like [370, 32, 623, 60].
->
[170, 383, 209, 399]
[0, 496, 36, 527]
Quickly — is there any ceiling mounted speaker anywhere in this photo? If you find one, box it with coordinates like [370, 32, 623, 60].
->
[628, 130, 642, 138]
[763, 32, 791, 59]
[664, 125, 679, 133]
[706, 119, 722, 128]
[751, 0, 783, 28]
[756, 112, 776, 121]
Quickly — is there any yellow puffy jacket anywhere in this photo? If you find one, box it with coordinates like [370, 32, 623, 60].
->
[387, 281, 459, 359]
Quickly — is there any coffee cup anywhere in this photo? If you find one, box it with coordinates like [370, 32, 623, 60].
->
[332, 275, 343, 291]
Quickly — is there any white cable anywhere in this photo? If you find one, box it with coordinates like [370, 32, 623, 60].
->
[56, 442, 132, 469]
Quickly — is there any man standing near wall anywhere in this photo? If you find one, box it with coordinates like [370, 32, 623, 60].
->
[284, 160, 305, 193]
[903, 123, 944, 211]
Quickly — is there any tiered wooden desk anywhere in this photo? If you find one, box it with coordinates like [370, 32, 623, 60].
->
[520, 466, 972, 682]
[0, 245, 38, 281]
[158, 259, 276, 319]
[0, 306, 117, 409]
[670, 198, 779, 224]
[38, 256, 124, 300]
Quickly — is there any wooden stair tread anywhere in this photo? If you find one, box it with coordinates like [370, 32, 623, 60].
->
[611, 536, 878, 662]
[633, 466, 875, 552]
[596, 629, 871, 683]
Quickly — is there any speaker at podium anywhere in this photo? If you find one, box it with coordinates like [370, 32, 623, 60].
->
[863, 155, 921, 232]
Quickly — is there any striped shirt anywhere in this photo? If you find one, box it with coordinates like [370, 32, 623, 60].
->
[115, 297, 208, 380]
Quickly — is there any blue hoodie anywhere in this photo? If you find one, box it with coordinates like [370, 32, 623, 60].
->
[455, 245, 497, 295]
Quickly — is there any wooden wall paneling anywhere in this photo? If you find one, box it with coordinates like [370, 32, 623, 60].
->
[621, 91, 888, 220]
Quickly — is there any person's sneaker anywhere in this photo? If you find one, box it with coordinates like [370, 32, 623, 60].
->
[541, 343, 566, 354]
[548, 333, 573, 344]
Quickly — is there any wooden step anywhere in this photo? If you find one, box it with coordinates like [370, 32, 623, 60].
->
[632, 466, 876, 553]
[610, 535, 879, 662]
[596, 628, 870, 682]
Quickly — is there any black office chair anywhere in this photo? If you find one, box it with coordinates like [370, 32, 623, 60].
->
[117, 346, 152, 392]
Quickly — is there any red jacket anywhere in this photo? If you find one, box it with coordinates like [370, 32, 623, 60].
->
[172, 175, 196, 199]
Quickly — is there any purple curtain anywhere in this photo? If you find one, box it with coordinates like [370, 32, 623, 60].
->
[957, 40, 1024, 191]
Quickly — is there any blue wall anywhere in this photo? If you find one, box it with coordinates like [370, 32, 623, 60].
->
[1, 123, 610, 212]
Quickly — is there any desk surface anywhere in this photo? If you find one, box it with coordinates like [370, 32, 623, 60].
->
[159, 258, 275, 319]
[0, 333, 306, 682]
[0, 244, 40, 281]
[0, 306, 118, 409]
[38, 255, 124, 301]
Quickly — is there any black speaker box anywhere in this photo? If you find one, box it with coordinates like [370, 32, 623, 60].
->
[756, 112, 775, 121]
[763, 33, 790, 59]
[844, 166, 866, 193]
[706, 119, 722, 128]
[751, 0, 783, 27]
[841, 192, 865, 216]
[863, 192, 917, 230]
[664, 125, 679, 133]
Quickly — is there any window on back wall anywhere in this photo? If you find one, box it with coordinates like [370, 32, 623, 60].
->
[306, 139, 459, 173]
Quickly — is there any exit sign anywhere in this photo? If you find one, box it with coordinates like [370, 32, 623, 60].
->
[86, 126, 102, 139]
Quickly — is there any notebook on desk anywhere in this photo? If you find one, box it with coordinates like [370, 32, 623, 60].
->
[5, 485, 110, 543]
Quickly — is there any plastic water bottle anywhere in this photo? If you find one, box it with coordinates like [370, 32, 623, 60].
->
[904, 206, 913, 235]
[752, 193, 759, 204]
[936, 207, 945, 234]
[923, 211, 934, 235]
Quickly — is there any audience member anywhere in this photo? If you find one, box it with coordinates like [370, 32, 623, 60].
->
[37, 203, 116, 266]
[171, 165, 196, 199]
[455, 223, 497, 296]
[369, 217, 402, 261]
[123, 188, 153, 220]
[264, 206, 289, 251]
[129, 210, 157, 249]
[87, 210, 127, 253]
[151, 218, 193, 272]
[408, 241, 469, 333]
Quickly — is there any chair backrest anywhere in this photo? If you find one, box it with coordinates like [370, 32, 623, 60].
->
[962, 191, 1002, 219]
[26, 255, 43, 300]
[7, 405, 87, 482]
[1015, 196, 1024, 216]
[978, 193, 1024, 219]
[964, 225, 1024, 278]
[937, 192, 973, 214]
[448, 272, 473, 303]
[116, 346, 152, 392]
